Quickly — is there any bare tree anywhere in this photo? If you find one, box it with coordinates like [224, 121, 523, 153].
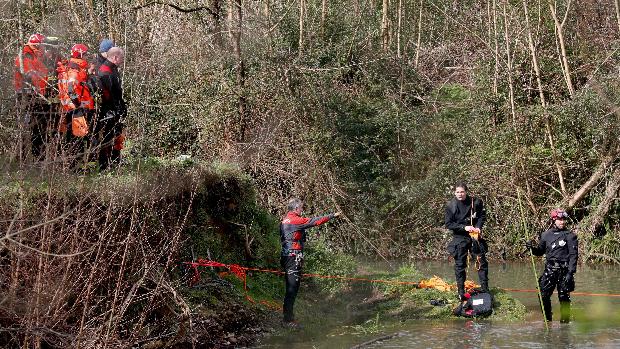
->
[548, 0, 575, 97]
[523, 0, 567, 196]
[503, 0, 536, 212]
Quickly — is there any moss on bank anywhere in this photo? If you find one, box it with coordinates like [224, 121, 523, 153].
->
[304, 263, 528, 331]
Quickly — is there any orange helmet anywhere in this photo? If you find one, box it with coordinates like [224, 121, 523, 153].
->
[28, 33, 45, 45]
[71, 43, 88, 58]
[550, 209, 568, 220]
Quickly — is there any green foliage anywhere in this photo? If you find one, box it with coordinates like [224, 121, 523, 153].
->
[304, 238, 357, 294]
[489, 289, 528, 321]
[4, 0, 620, 273]
[355, 265, 527, 321]
[342, 313, 384, 335]
[387, 288, 526, 322]
[185, 163, 280, 266]
[397, 289, 456, 319]
[379, 264, 424, 296]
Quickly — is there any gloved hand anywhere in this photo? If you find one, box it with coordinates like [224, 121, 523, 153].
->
[525, 240, 535, 250]
[565, 272, 575, 292]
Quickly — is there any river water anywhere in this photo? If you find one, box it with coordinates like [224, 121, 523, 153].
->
[255, 260, 620, 348]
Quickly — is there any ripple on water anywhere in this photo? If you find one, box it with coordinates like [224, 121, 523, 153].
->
[362, 320, 620, 349]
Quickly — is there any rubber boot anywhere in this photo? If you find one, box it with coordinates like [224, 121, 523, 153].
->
[480, 281, 489, 293]
[542, 297, 552, 322]
[560, 301, 571, 323]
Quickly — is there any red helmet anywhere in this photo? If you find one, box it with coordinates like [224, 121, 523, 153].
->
[28, 33, 45, 45]
[550, 209, 568, 220]
[71, 43, 88, 58]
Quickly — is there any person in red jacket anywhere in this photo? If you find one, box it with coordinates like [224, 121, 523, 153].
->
[14, 33, 50, 160]
[280, 198, 341, 328]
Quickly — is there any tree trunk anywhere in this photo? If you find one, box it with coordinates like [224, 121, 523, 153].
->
[86, 0, 98, 34]
[548, 0, 575, 97]
[503, 0, 536, 213]
[580, 167, 620, 239]
[107, 0, 115, 39]
[502, 0, 516, 130]
[233, 0, 247, 141]
[65, 0, 84, 33]
[299, 0, 305, 58]
[321, 0, 327, 38]
[523, 0, 567, 196]
[615, 0, 620, 34]
[492, 0, 499, 124]
[567, 154, 616, 209]
[211, 0, 224, 48]
[397, 0, 403, 58]
[414, 0, 423, 67]
[381, 0, 389, 51]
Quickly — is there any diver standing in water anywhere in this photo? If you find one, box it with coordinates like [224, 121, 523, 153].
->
[526, 209, 578, 323]
[279, 198, 341, 328]
[445, 182, 489, 300]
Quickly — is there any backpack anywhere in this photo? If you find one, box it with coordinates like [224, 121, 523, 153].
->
[469, 291, 493, 317]
[453, 291, 493, 318]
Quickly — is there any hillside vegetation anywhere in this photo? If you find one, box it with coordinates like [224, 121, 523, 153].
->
[0, 0, 619, 346]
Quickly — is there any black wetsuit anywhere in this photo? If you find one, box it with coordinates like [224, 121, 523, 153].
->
[445, 195, 488, 298]
[531, 226, 578, 322]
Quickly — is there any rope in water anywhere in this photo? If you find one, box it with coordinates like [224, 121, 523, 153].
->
[185, 259, 620, 301]
[503, 288, 620, 298]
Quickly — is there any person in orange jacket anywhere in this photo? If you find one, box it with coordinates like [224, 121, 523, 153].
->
[57, 43, 97, 169]
[14, 33, 51, 160]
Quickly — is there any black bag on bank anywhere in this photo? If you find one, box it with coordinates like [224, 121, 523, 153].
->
[453, 291, 493, 318]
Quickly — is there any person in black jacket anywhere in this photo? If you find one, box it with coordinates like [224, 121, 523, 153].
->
[526, 209, 578, 323]
[95, 46, 126, 170]
[445, 182, 488, 300]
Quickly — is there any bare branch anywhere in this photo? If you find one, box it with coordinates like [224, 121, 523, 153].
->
[133, 1, 218, 19]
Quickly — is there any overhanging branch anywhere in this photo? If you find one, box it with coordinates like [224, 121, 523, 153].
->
[133, 1, 218, 19]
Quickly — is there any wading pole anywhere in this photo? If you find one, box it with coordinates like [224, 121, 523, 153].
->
[530, 249, 549, 330]
[517, 187, 549, 330]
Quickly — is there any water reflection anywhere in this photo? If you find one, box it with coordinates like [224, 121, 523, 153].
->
[358, 321, 620, 349]
[256, 261, 620, 349]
